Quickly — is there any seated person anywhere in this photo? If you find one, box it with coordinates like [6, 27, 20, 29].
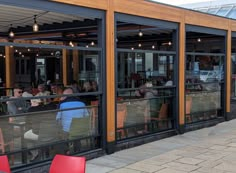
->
[56, 88, 89, 139]
[7, 86, 29, 122]
[50, 84, 64, 103]
[36, 84, 51, 104]
[135, 82, 158, 98]
[24, 99, 43, 161]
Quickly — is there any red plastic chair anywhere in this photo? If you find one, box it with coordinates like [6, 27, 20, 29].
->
[49, 154, 86, 173]
[0, 155, 11, 173]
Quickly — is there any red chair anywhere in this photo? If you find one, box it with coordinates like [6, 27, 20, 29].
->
[0, 128, 14, 164]
[0, 155, 11, 173]
[49, 154, 86, 173]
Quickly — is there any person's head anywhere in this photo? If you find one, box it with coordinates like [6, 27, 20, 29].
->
[91, 81, 98, 91]
[83, 82, 91, 92]
[13, 87, 23, 97]
[60, 87, 74, 101]
[71, 80, 78, 86]
[51, 83, 58, 94]
[30, 99, 42, 107]
[38, 84, 45, 92]
[24, 86, 32, 94]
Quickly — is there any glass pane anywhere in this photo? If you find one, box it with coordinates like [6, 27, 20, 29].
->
[228, 7, 236, 18]
[117, 52, 175, 89]
[216, 6, 231, 16]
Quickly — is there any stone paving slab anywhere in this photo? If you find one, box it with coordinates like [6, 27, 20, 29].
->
[176, 157, 204, 165]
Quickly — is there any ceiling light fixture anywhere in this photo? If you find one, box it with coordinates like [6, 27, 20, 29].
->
[138, 26, 143, 37]
[138, 43, 142, 47]
[197, 38, 201, 42]
[69, 41, 74, 47]
[33, 15, 39, 32]
[91, 41, 95, 46]
[9, 24, 14, 38]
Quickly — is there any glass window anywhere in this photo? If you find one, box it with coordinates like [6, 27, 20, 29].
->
[185, 28, 225, 124]
[116, 15, 177, 140]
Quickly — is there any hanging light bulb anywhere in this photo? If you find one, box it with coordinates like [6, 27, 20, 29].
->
[91, 41, 95, 46]
[152, 45, 155, 49]
[9, 24, 14, 38]
[138, 30, 143, 37]
[33, 15, 39, 32]
[138, 43, 142, 47]
[138, 26, 143, 37]
[69, 41, 73, 47]
[197, 38, 201, 42]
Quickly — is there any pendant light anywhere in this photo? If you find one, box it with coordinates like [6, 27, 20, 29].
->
[138, 26, 143, 37]
[33, 15, 39, 32]
[9, 24, 14, 38]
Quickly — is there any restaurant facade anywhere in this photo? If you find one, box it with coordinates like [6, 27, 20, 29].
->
[0, 0, 235, 172]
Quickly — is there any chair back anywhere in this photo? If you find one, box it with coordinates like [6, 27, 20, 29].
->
[126, 100, 148, 125]
[69, 117, 90, 140]
[38, 120, 59, 144]
[49, 154, 85, 173]
[0, 155, 11, 173]
[159, 103, 168, 119]
[117, 103, 127, 129]
[0, 128, 4, 146]
[186, 97, 192, 115]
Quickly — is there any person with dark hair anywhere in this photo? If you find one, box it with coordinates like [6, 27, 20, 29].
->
[7, 87, 28, 117]
[70, 80, 81, 93]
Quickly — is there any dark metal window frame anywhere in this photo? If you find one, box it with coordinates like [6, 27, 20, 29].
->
[185, 25, 227, 124]
[0, 0, 107, 170]
[114, 13, 179, 141]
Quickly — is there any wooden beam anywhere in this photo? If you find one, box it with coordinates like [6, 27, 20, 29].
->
[73, 48, 79, 81]
[5, 46, 15, 94]
[106, 0, 115, 143]
[62, 49, 68, 86]
[52, 0, 108, 10]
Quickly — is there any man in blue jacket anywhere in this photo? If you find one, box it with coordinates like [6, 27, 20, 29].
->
[56, 87, 89, 138]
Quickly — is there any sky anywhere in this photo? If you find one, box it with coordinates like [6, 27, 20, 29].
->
[152, 0, 216, 5]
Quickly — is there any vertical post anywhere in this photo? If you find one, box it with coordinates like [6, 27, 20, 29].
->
[106, 0, 115, 153]
[5, 46, 15, 95]
[178, 20, 186, 133]
[226, 25, 231, 120]
[73, 48, 79, 81]
[62, 49, 68, 86]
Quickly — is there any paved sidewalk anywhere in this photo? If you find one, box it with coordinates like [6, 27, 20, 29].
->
[86, 119, 236, 173]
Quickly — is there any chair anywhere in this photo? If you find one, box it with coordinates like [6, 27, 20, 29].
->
[0, 127, 14, 164]
[126, 100, 149, 135]
[49, 154, 86, 173]
[0, 128, 14, 154]
[116, 103, 127, 138]
[37, 120, 60, 159]
[150, 103, 169, 129]
[0, 155, 11, 173]
[69, 117, 91, 152]
[185, 96, 192, 123]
